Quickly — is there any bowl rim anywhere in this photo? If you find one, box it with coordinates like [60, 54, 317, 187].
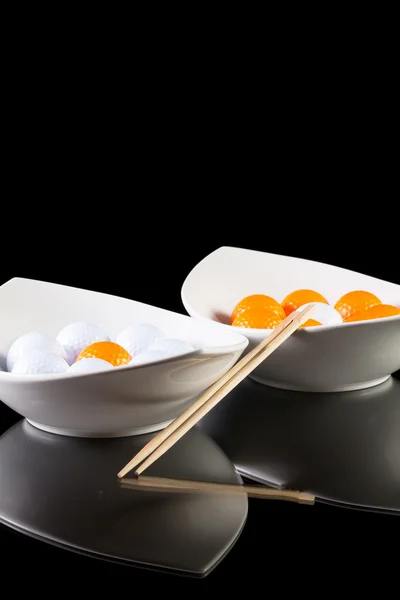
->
[0, 340, 249, 382]
[184, 245, 400, 286]
[180, 245, 400, 335]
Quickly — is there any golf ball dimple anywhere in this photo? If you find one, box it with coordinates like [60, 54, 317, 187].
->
[11, 350, 69, 375]
[129, 349, 167, 366]
[67, 358, 114, 374]
[296, 302, 343, 326]
[56, 321, 110, 365]
[6, 332, 68, 372]
[116, 324, 165, 357]
[149, 338, 196, 357]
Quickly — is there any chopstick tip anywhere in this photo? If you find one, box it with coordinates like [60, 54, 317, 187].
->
[298, 492, 315, 505]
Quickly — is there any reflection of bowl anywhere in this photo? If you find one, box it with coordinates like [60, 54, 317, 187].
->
[0, 278, 248, 437]
[0, 420, 247, 577]
[199, 375, 400, 512]
[181, 246, 400, 392]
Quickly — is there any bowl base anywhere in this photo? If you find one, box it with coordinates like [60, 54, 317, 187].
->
[248, 374, 391, 393]
[25, 418, 173, 439]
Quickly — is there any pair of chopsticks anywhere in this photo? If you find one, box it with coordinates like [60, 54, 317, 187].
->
[117, 303, 315, 480]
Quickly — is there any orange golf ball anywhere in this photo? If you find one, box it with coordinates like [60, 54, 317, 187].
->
[345, 303, 400, 322]
[281, 289, 328, 317]
[231, 294, 285, 324]
[76, 341, 132, 366]
[334, 290, 382, 321]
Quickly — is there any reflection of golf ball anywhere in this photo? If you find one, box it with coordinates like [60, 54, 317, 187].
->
[149, 338, 195, 356]
[67, 358, 114, 374]
[11, 350, 69, 375]
[56, 322, 110, 365]
[7, 332, 67, 372]
[129, 349, 167, 366]
[116, 324, 165, 357]
[296, 302, 343, 325]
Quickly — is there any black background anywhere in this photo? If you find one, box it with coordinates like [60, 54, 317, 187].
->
[1, 67, 399, 587]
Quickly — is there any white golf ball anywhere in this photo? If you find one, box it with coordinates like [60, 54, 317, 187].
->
[7, 332, 68, 372]
[129, 349, 167, 366]
[67, 358, 114, 374]
[149, 338, 196, 357]
[11, 350, 69, 375]
[56, 321, 110, 365]
[116, 324, 165, 358]
[296, 302, 343, 326]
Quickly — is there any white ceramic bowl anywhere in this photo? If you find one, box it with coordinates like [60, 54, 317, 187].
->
[0, 277, 248, 437]
[181, 246, 400, 393]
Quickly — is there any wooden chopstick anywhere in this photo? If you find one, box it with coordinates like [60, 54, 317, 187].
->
[117, 303, 315, 479]
[120, 475, 315, 505]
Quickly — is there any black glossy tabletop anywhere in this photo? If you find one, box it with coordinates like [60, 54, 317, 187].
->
[1, 224, 399, 588]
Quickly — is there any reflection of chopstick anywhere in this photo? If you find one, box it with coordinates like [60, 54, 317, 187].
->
[117, 304, 315, 480]
[120, 476, 315, 505]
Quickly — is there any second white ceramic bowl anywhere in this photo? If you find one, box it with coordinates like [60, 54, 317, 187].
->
[181, 246, 400, 393]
